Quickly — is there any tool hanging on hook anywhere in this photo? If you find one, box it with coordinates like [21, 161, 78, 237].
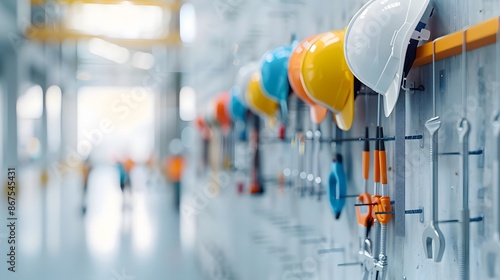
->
[457, 118, 471, 280]
[312, 124, 322, 197]
[328, 126, 347, 220]
[357, 93, 374, 259]
[422, 40, 446, 263]
[372, 94, 382, 265]
[374, 123, 392, 280]
[457, 29, 472, 280]
[357, 127, 374, 256]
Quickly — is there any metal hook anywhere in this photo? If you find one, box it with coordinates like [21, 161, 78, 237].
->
[401, 78, 426, 92]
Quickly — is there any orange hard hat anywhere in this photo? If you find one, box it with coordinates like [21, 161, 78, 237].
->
[288, 34, 328, 124]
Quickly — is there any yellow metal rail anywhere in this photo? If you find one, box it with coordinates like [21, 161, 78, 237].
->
[414, 17, 499, 67]
[31, 0, 181, 9]
[26, 27, 181, 47]
[27, 0, 182, 46]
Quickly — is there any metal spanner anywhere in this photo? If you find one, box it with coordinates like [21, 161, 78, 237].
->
[457, 118, 470, 280]
[481, 112, 500, 278]
[422, 116, 446, 262]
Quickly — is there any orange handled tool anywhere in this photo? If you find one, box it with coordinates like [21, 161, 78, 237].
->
[376, 126, 392, 225]
[373, 128, 380, 194]
[372, 127, 382, 217]
[356, 127, 373, 227]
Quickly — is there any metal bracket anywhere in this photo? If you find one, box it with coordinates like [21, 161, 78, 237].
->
[411, 28, 431, 41]
[395, 89, 406, 237]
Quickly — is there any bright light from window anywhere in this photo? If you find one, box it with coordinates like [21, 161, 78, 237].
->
[17, 85, 43, 119]
[77, 71, 92, 81]
[132, 192, 154, 254]
[65, 4, 166, 39]
[180, 3, 196, 43]
[47, 85, 62, 153]
[132, 51, 155, 69]
[179, 86, 196, 121]
[89, 38, 130, 64]
[27, 137, 41, 157]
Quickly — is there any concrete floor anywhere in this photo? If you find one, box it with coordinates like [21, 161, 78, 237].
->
[0, 164, 202, 280]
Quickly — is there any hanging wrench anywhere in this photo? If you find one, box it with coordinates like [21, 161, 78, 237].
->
[457, 118, 470, 280]
[481, 112, 500, 278]
[312, 126, 322, 197]
[422, 116, 446, 262]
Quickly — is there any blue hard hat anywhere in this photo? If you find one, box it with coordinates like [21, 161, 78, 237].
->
[229, 86, 247, 122]
[229, 86, 248, 141]
[259, 42, 296, 124]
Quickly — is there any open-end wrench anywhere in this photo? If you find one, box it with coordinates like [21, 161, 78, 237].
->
[481, 112, 500, 278]
[362, 257, 375, 280]
[457, 118, 471, 280]
[422, 116, 446, 262]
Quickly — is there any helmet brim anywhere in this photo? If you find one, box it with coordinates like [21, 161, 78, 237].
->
[333, 89, 354, 131]
[310, 104, 328, 124]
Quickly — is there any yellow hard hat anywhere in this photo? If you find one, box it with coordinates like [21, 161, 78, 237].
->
[288, 34, 328, 124]
[301, 30, 355, 131]
[246, 72, 279, 119]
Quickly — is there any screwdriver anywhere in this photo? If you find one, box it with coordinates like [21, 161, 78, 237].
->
[356, 127, 374, 256]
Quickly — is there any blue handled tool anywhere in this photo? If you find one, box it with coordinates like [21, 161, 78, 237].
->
[328, 127, 347, 219]
[328, 154, 347, 219]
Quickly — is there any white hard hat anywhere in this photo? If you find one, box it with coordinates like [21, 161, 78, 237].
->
[235, 62, 260, 106]
[344, 0, 433, 117]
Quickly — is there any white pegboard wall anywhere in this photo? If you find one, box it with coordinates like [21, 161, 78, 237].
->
[184, 1, 500, 279]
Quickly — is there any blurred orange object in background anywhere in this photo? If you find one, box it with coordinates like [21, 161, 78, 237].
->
[165, 156, 185, 183]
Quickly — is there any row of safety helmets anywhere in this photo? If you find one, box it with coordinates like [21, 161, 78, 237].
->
[197, 0, 433, 133]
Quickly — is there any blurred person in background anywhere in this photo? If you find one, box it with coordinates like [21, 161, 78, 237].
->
[117, 157, 135, 208]
[81, 156, 93, 214]
[146, 152, 159, 187]
[164, 154, 185, 211]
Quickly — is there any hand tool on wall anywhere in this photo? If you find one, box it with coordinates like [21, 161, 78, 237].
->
[422, 41, 445, 263]
[195, 117, 211, 173]
[328, 127, 347, 219]
[482, 112, 500, 278]
[358, 94, 374, 257]
[421, 116, 445, 262]
[357, 126, 373, 257]
[249, 113, 263, 194]
[457, 30, 471, 280]
[246, 72, 280, 194]
[457, 118, 471, 280]
[292, 97, 303, 195]
[374, 125, 392, 280]
[288, 35, 328, 196]
[372, 95, 382, 267]
[214, 92, 232, 170]
[305, 128, 315, 195]
[312, 125, 322, 197]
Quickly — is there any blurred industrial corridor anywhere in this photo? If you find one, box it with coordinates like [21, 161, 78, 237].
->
[3, 0, 500, 280]
[0, 0, 203, 279]
[0, 165, 201, 280]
